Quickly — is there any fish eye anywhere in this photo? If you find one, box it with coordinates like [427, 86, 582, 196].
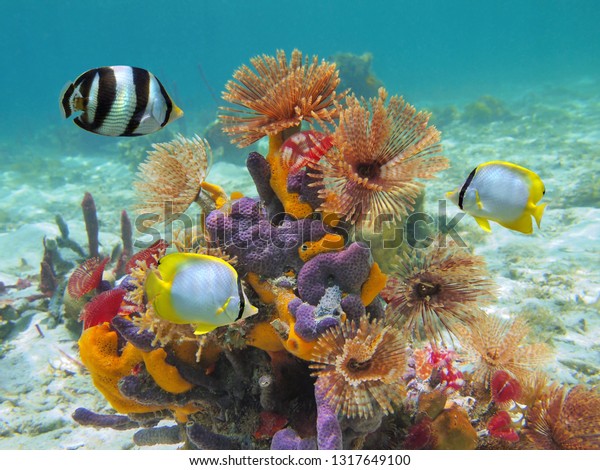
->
[301, 244, 308, 252]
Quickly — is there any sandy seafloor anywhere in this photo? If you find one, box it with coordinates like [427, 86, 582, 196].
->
[0, 79, 598, 450]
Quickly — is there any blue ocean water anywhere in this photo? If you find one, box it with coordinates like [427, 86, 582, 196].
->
[0, 0, 599, 453]
[1, 0, 598, 149]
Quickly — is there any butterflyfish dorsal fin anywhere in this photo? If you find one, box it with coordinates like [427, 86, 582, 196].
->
[474, 216, 492, 232]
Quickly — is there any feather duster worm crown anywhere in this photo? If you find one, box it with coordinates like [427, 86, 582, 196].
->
[134, 134, 210, 226]
[383, 239, 495, 345]
[457, 315, 552, 388]
[524, 384, 600, 449]
[310, 88, 448, 227]
[310, 315, 407, 419]
[220, 49, 343, 147]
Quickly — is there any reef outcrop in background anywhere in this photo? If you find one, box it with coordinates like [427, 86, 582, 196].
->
[66, 49, 599, 450]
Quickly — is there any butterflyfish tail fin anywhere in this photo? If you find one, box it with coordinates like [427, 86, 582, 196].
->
[474, 216, 492, 232]
[533, 203, 547, 228]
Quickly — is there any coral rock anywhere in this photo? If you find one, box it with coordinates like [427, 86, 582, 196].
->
[430, 405, 478, 450]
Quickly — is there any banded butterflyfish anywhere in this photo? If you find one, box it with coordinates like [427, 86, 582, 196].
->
[60, 66, 183, 136]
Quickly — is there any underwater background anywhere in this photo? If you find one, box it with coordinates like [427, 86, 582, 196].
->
[0, 0, 599, 450]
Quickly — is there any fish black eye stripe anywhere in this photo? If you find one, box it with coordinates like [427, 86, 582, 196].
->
[236, 275, 245, 321]
[458, 167, 477, 210]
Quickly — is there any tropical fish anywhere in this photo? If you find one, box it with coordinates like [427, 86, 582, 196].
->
[446, 161, 546, 234]
[60, 66, 183, 136]
[144, 253, 257, 335]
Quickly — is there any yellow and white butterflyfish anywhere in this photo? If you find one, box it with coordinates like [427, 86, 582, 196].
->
[446, 161, 546, 234]
[144, 253, 258, 335]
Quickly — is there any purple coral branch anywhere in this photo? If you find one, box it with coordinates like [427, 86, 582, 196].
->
[133, 425, 184, 446]
[298, 242, 372, 305]
[271, 428, 317, 450]
[206, 197, 334, 278]
[111, 316, 157, 352]
[72, 407, 139, 430]
[314, 382, 343, 450]
[186, 422, 242, 450]
[81, 192, 99, 258]
[288, 298, 339, 342]
[246, 152, 284, 221]
[286, 168, 322, 210]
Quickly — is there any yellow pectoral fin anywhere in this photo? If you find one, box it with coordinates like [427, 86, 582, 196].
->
[533, 203, 547, 228]
[473, 216, 492, 232]
[215, 297, 233, 316]
[475, 190, 484, 210]
[499, 214, 533, 234]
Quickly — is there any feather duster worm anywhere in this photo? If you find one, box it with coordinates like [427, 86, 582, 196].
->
[310, 88, 448, 227]
[80, 288, 127, 330]
[383, 239, 495, 345]
[310, 316, 406, 419]
[67, 257, 109, 299]
[523, 385, 600, 449]
[220, 49, 343, 147]
[457, 315, 552, 388]
[134, 134, 210, 226]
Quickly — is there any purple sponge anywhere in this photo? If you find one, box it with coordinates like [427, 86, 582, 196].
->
[297, 242, 372, 305]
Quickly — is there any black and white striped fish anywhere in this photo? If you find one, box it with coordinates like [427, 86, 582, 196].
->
[60, 66, 183, 136]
